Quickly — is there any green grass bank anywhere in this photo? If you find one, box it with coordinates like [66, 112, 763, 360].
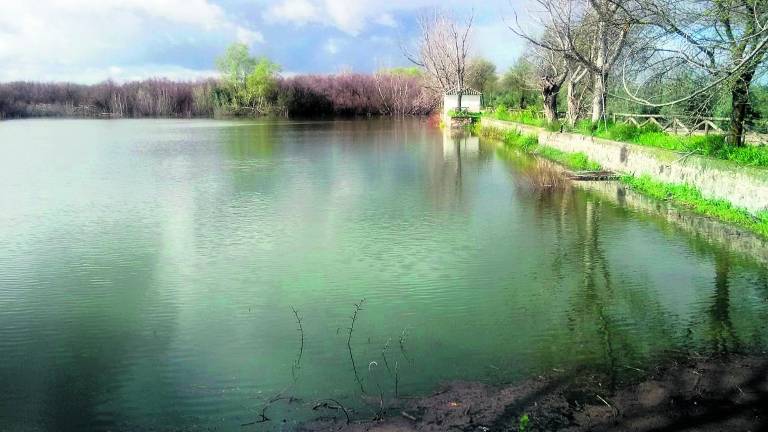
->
[478, 123, 768, 238]
[489, 107, 768, 168]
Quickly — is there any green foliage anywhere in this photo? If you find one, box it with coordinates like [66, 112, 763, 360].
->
[380, 67, 422, 77]
[480, 126, 601, 171]
[245, 58, 281, 108]
[486, 59, 540, 110]
[491, 106, 546, 127]
[494, 104, 509, 119]
[216, 43, 256, 88]
[466, 57, 498, 94]
[448, 109, 481, 123]
[541, 118, 768, 168]
[519, 414, 530, 432]
[215, 43, 280, 112]
[621, 175, 768, 238]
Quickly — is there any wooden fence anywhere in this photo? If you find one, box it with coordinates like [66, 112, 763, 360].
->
[488, 108, 768, 143]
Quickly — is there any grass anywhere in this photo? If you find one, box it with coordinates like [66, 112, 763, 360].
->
[492, 105, 546, 127]
[447, 108, 482, 120]
[480, 125, 601, 171]
[490, 108, 768, 168]
[621, 175, 768, 237]
[518, 414, 530, 432]
[480, 123, 768, 238]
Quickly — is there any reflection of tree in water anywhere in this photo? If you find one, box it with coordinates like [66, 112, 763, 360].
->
[539, 189, 674, 386]
[689, 251, 741, 353]
[425, 129, 492, 210]
[700, 252, 741, 353]
[222, 122, 276, 159]
[567, 200, 622, 385]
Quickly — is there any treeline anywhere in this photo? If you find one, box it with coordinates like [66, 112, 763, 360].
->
[0, 80, 217, 119]
[0, 75, 436, 120]
[0, 44, 438, 120]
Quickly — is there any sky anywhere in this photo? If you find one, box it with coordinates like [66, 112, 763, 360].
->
[0, 0, 532, 83]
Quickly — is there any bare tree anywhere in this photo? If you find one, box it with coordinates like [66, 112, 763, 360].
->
[565, 64, 590, 126]
[619, 0, 768, 146]
[405, 10, 474, 111]
[511, 0, 637, 123]
[531, 42, 569, 122]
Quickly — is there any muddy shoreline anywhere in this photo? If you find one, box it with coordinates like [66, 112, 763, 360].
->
[300, 353, 768, 431]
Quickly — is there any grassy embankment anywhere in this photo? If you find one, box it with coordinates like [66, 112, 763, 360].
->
[490, 106, 768, 168]
[479, 124, 768, 238]
[480, 125, 600, 171]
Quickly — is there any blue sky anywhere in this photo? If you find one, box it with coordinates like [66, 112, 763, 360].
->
[0, 0, 531, 83]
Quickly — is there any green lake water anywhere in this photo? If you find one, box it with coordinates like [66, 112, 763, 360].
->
[1, 119, 767, 431]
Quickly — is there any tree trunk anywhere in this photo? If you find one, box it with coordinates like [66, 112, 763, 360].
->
[592, 19, 608, 125]
[566, 80, 579, 127]
[542, 84, 560, 123]
[457, 91, 463, 113]
[727, 73, 753, 147]
[591, 72, 606, 124]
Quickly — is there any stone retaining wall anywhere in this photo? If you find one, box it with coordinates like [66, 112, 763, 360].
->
[481, 117, 768, 214]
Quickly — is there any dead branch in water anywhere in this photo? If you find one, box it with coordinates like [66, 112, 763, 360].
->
[382, 337, 393, 374]
[399, 328, 411, 363]
[369, 361, 385, 420]
[243, 306, 305, 427]
[394, 360, 400, 399]
[348, 299, 367, 395]
[312, 399, 351, 424]
[291, 306, 304, 381]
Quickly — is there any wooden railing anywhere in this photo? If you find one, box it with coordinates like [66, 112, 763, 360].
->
[611, 113, 729, 135]
[486, 108, 768, 138]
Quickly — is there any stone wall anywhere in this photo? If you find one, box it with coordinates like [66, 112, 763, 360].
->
[481, 118, 768, 215]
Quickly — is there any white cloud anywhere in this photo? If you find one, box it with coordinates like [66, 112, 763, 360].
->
[264, 0, 319, 24]
[323, 39, 341, 55]
[0, 0, 261, 82]
[263, 0, 401, 35]
[262, 0, 512, 36]
[375, 13, 398, 28]
[237, 27, 265, 46]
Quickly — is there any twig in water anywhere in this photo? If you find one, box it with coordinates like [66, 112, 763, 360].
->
[382, 337, 392, 374]
[596, 394, 612, 408]
[291, 306, 304, 381]
[399, 328, 411, 363]
[312, 399, 351, 424]
[368, 361, 385, 420]
[348, 299, 367, 394]
[244, 306, 304, 427]
[394, 360, 400, 399]
[596, 394, 618, 417]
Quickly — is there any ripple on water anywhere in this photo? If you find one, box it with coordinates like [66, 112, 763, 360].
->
[1, 119, 768, 431]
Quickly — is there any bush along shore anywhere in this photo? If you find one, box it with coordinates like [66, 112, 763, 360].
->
[477, 123, 768, 239]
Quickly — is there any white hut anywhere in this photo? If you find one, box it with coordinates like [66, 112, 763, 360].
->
[443, 87, 483, 115]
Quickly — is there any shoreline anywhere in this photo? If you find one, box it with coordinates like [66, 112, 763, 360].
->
[479, 118, 768, 216]
[299, 353, 768, 431]
[477, 119, 768, 239]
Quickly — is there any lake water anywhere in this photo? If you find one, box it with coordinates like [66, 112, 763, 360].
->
[1, 119, 767, 431]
